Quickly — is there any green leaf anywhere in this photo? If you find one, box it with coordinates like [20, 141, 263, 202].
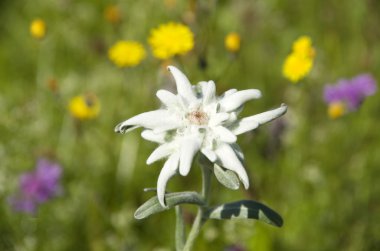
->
[214, 164, 240, 190]
[134, 191, 205, 220]
[205, 200, 283, 227]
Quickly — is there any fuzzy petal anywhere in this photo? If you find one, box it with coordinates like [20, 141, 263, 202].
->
[201, 81, 216, 105]
[213, 126, 237, 143]
[115, 110, 181, 133]
[219, 89, 262, 112]
[157, 152, 180, 207]
[229, 120, 259, 136]
[209, 112, 230, 127]
[245, 104, 287, 124]
[231, 143, 244, 162]
[141, 130, 167, 144]
[201, 148, 217, 162]
[147, 143, 174, 165]
[231, 104, 287, 135]
[220, 89, 237, 98]
[167, 66, 197, 104]
[214, 143, 249, 189]
[156, 90, 178, 108]
[179, 137, 202, 176]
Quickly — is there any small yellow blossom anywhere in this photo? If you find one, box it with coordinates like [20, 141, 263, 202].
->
[328, 102, 345, 119]
[104, 5, 121, 24]
[282, 54, 313, 83]
[30, 19, 46, 39]
[283, 36, 315, 83]
[68, 94, 100, 120]
[225, 32, 241, 53]
[148, 22, 194, 60]
[108, 40, 146, 67]
[292, 36, 315, 58]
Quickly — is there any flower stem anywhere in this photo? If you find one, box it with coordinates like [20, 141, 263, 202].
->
[182, 163, 212, 251]
[175, 206, 185, 251]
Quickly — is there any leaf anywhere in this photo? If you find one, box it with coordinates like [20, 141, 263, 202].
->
[214, 164, 240, 190]
[205, 200, 283, 227]
[134, 191, 205, 220]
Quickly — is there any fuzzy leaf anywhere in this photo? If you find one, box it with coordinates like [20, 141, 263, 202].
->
[205, 200, 283, 227]
[134, 191, 205, 220]
[214, 164, 240, 190]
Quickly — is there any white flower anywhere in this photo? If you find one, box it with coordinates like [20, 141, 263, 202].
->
[115, 66, 287, 207]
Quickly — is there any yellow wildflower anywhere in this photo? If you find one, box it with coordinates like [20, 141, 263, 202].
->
[225, 32, 241, 53]
[328, 102, 345, 119]
[148, 22, 194, 60]
[283, 36, 315, 83]
[292, 36, 315, 58]
[30, 19, 46, 39]
[104, 5, 121, 24]
[282, 54, 313, 83]
[68, 94, 100, 120]
[108, 40, 146, 67]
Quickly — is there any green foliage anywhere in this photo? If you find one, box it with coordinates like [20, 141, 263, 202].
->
[213, 164, 240, 190]
[134, 192, 205, 220]
[205, 200, 283, 227]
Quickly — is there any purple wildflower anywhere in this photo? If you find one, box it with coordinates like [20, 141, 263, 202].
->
[8, 158, 62, 213]
[324, 74, 377, 110]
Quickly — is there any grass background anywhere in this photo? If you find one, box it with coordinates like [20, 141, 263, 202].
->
[0, 0, 379, 250]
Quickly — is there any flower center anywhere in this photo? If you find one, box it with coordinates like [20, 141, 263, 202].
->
[186, 109, 208, 125]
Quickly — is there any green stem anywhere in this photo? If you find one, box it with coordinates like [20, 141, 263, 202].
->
[182, 163, 212, 251]
[175, 206, 185, 251]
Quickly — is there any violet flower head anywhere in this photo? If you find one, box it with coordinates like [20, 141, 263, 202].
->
[324, 74, 377, 110]
[9, 158, 62, 213]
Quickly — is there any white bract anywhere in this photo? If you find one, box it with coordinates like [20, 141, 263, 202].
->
[115, 66, 287, 207]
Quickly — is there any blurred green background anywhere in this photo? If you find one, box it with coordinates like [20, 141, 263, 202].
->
[1, 0, 380, 250]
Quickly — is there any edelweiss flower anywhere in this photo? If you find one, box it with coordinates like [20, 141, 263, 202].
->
[115, 66, 287, 206]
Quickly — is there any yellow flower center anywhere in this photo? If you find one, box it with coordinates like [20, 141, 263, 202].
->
[225, 32, 241, 53]
[328, 102, 345, 119]
[30, 19, 46, 39]
[68, 94, 100, 120]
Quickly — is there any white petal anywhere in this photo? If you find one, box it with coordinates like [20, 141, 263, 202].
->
[231, 104, 287, 135]
[209, 112, 230, 127]
[219, 89, 262, 112]
[147, 143, 174, 165]
[244, 104, 287, 125]
[157, 152, 180, 207]
[156, 90, 178, 108]
[220, 89, 237, 98]
[167, 66, 197, 104]
[141, 130, 167, 144]
[231, 143, 244, 161]
[115, 110, 182, 133]
[201, 148, 217, 162]
[201, 81, 216, 105]
[179, 137, 202, 176]
[230, 120, 259, 136]
[214, 143, 249, 189]
[213, 126, 237, 143]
